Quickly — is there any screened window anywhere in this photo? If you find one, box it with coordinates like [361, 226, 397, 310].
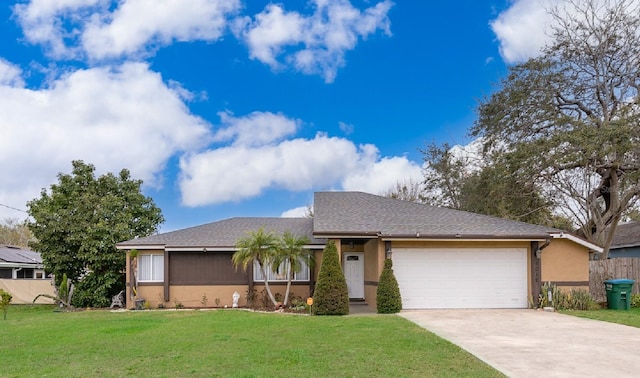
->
[138, 254, 164, 282]
[0, 268, 11, 279]
[16, 268, 35, 279]
[253, 258, 310, 282]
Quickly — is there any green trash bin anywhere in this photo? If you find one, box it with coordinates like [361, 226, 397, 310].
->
[604, 279, 635, 310]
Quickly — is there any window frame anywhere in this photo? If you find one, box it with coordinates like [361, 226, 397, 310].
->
[253, 257, 311, 282]
[137, 254, 164, 282]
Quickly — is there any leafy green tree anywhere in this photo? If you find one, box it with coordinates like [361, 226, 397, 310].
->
[472, 0, 640, 257]
[313, 241, 349, 315]
[273, 232, 311, 306]
[232, 227, 280, 307]
[27, 161, 163, 307]
[0, 289, 12, 320]
[422, 142, 559, 226]
[376, 258, 402, 314]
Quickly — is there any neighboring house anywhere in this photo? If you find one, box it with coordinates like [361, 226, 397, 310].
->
[0, 245, 54, 304]
[0, 245, 46, 280]
[117, 191, 602, 310]
[608, 221, 640, 258]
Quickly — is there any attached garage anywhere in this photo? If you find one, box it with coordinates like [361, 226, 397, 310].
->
[393, 248, 528, 309]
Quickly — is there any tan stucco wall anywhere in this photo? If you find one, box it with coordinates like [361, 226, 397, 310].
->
[541, 238, 590, 292]
[0, 279, 55, 304]
[135, 283, 314, 309]
[170, 285, 250, 308]
[252, 283, 313, 303]
[134, 284, 164, 308]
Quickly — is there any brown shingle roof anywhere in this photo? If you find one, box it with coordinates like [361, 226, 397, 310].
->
[313, 191, 559, 239]
[117, 217, 324, 248]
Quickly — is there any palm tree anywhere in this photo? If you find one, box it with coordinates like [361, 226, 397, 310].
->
[232, 227, 280, 307]
[273, 232, 312, 306]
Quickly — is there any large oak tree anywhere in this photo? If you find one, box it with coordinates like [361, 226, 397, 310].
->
[472, 0, 640, 256]
[27, 160, 163, 307]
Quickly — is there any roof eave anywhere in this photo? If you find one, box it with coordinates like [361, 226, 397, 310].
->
[550, 232, 603, 253]
[0, 262, 44, 268]
[380, 233, 551, 241]
[313, 231, 380, 239]
[115, 244, 166, 250]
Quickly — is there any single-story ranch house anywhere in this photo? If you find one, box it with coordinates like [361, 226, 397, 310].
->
[0, 245, 54, 304]
[116, 191, 602, 310]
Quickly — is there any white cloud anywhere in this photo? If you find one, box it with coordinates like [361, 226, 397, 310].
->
[82, 0, 241, 60]
[234, 0, 393, 82]
[0, 62, 211, 220]
[0, 58, 25, 87]
[491, 0, 619, 64]
[214, 111, 301, 147]
[338, 121, 354, 134]
[341, 155, 424, 195]
[14, 0, 241, 60]
[13, 0, 103, 59]
[179, 132, 378, 206]
[280, 206, 310, 218]
[179, 114, 424, 207]
[490, 0, 554, 63]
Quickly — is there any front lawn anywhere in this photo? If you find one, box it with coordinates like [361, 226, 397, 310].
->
[2, 306, 502, 377]
[562, 307, 640, 328]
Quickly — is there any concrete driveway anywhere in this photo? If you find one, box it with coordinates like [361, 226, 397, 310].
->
[399, 309, 640, 378]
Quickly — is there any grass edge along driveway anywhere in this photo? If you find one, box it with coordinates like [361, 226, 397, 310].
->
[562, 307, 640, 328]
[2, 305, 502, 377]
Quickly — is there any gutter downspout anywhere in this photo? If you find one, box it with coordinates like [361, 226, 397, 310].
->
[12, 267, 22, 279]
[535, 236, 552, 258]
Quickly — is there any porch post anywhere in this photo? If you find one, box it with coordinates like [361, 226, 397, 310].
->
[164, 250, 170, 302]
[530, 241, 542, 303]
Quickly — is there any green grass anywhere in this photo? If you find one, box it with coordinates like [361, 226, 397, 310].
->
[562, 307, 640, 328]
[2, 305, 502, 378]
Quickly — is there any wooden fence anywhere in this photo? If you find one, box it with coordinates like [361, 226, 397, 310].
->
[590, 258, 640, 303]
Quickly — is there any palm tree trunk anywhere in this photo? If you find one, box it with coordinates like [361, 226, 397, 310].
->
[260, 265, 278, 307]
[283, 262, 292, 306]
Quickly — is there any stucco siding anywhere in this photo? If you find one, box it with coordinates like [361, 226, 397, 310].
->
[541, 239, 589, 289]
[170, 285, 250, 308]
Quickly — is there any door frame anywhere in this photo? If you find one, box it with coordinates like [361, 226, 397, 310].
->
[343, 252, 365, 299]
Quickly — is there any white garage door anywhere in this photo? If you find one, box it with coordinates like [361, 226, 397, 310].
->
[393, 248, 528, 309]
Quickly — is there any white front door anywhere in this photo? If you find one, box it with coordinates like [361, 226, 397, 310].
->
[343, 252, 364, 299]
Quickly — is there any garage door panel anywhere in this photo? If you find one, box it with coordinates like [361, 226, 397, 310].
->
[394, 248, 528, 309]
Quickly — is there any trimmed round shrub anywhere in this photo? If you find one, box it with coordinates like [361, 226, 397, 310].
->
[313, 241, 349, 315]
[377, 258, 402, 314]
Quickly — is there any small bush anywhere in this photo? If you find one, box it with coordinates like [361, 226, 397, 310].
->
[0, 289, 12, 320]
[377, 258, 402, 314]
[313, 241, 349, 315]
[631, 293, 640, 308]
[538, 282, 599, 310]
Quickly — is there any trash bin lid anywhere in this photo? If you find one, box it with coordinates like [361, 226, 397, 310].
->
[604, 279, 635, 284]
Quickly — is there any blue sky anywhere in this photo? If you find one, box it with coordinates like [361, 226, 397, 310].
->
[0, 0, 559, 231]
